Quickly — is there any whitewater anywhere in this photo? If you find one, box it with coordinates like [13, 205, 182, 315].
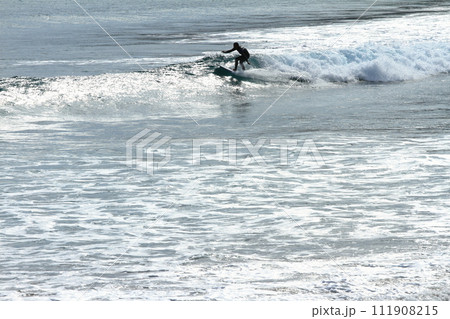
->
[0, 0, 449, 300]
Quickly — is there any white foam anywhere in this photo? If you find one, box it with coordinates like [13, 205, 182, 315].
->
[260, 41, 450, 83]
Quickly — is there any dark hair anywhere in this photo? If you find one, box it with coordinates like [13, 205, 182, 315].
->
[233, 42, 239, 47]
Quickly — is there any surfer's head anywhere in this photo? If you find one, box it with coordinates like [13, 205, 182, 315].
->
[233, 42, 240, 49]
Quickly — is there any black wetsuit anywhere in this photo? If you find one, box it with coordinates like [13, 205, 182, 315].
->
[223, 45, 251, 70]
[237, 47, 250, 62]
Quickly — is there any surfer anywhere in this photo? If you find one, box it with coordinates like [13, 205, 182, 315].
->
[222, 42, 251, 71]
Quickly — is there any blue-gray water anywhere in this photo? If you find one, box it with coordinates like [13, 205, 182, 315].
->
[0, 0, 449, 300]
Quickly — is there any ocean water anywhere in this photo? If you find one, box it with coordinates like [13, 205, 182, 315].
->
[0, 0, 449, 300]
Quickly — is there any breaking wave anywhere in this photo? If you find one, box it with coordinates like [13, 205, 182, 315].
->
[1, 41, 449, 119]
[212, 41, 450, 83]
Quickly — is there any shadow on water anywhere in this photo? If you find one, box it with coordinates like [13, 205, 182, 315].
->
[232, 102, 252, 119]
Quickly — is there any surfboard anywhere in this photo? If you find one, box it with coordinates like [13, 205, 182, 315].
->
[218, 66, 236, 74]
[214, 65, 248, 80]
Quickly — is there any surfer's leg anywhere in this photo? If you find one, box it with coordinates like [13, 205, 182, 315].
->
[237, 56, 245, 70]
[234, 58, 239, 71]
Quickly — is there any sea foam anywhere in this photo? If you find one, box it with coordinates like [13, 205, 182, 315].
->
[254, 42, 450, 83]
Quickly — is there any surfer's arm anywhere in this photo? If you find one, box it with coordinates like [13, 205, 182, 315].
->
[222, 48, 235, 53]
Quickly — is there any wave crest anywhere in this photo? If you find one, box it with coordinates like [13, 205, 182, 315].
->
[241, 42, 450, 83]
